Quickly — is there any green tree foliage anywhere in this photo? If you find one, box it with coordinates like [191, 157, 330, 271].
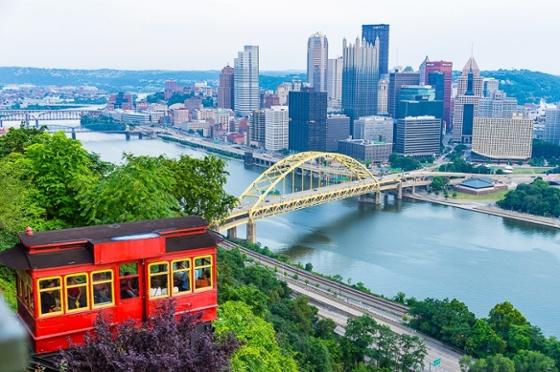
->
[344, 315, 426, 371]
[0, 126, 48, 157]
[388, 154, 422, 171]
[468, 353, 515, 372]
[80, 155, 179, 224]
[512, 350, 558, 372]
[166, 155, 237, 223]
[24, 132, 99, 224]
[532, 140, 560, 166]
[439, 158, 493, 174]
[497, 178, 560, 217]
[408, 298, 476, 349]
[217, 248, 340, 371]
[465, 320, 507, 357]
[430, 176, 449, 192]
[482, 69, 560, 105]
[214, 301, 298, 372]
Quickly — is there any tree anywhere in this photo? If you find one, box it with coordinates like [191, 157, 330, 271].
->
[469, 354, 515, 372]
[465, 320, 507, 358]
[408, 298, 476, 349]
[487, 302, 529, 340]
[0, 125, 47, 158]
[166, 155, 237, 224]
[304, 262, 313, 272]
[80, 155, 179, 224]
[214, 301, 298, 372]
[430, 176, 449, 192]
[61, 300, 238, 371]
[512, 350, 557, 372]
[24, 131, 99, 225]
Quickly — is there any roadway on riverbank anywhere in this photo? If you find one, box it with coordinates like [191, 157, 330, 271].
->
[219, 239, 463, 371]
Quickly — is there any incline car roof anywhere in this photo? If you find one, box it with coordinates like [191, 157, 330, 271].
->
[19, 216, 207, 248]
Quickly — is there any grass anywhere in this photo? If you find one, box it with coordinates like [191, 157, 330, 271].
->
[452, 189, 509, 201]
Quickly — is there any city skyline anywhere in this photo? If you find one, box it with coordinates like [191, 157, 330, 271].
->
[0, 0, 559, 75]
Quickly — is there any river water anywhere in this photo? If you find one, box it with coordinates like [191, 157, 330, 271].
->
[72, 132, 560, 336]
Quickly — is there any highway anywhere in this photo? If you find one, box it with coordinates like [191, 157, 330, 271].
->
[219, 239, 463, 371]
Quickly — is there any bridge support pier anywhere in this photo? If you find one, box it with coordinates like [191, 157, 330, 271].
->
[0, 119, 3, 128]
[71, 128, 77, 140]
[125, 132, 131, 141]
[138, 132, 143, 140]
[397, 182, 403, 200]
[375, 192, 382, 205]
[412, 185, 416, 194]
[226, 227, 237, 240]
[35, 119, 39, 128]
[246, 221, 256, 245]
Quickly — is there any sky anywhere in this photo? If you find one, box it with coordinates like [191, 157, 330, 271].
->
[0, 0, 558, 74]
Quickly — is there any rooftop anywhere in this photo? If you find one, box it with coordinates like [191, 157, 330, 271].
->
[459, 177, 494, 189]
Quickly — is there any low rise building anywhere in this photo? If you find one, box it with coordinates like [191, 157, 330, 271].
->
[337, 139, 392, 163]
[471, 113, 533, 161]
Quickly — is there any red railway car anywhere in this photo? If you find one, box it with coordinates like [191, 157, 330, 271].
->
[0, 216, 219, 354]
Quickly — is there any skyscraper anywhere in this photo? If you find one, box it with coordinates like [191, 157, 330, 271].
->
[264, 106, 289, 151]
[377, 78, 389, 115]
[422, 60, 453, 130]
[387, 70, 420, 119]
[544, 107, 560, 145]
[307, 32, 328, 92]
[288, 89, 327, 151]
[234, 45, 260, 116]
[249, 110, 266, 147]
[362, 24, 390, 76]
[395, 116, 442, 156]
[452, 57, 484, 143]
[327, 57, 343, 110]
[217, 65, 234, 109]
[341, 37, 380, 132]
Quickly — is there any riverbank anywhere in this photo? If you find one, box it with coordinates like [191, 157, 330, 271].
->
[405, 192, 560, 229]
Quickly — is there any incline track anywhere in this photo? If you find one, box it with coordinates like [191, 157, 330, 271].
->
[218, 238, 408, 318]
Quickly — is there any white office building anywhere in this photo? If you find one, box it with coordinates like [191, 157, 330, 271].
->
[264, 106, 289, 151]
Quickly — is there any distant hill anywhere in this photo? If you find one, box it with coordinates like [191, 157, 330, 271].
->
[1, 67, 558, 104]
[481, 69, 560, 104]
[0, 67, 305, 93]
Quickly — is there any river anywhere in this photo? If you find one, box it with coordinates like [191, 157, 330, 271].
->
[73, 131, 560, 336]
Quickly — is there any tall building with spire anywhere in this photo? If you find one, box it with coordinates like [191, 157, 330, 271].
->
[307, 32, 329, 92]
[341, 37, 380, 133]
[218, 65, 234, 109]
[361, 24, 390, 76]
[234, 45, 260, 116]
[452, 56, 484, 143]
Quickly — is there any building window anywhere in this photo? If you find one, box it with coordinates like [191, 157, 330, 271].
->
[119, 262, 139, 300]
[17, 271, 34, 313]
[149, 262, 169, 298]
[194, 256, 213, 291]
[38, 277, 62, 317]
[171, 259, 191, 295]
[65, 273, 89, 312]
[91, 270, 114, 308]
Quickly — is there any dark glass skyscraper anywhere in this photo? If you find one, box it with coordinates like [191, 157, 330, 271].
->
[341, 38, 379, 133]
[288, 89, 328, 151]
[362, 24, 389, 76]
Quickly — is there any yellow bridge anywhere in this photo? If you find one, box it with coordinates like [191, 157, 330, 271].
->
[218, 151, 443, 243]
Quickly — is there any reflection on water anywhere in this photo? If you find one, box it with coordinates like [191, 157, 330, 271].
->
[78, 132, 560, 336]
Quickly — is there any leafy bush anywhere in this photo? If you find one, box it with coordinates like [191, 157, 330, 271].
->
[61, 300, 238, 371]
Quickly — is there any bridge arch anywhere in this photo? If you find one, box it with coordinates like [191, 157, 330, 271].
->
[236, 151, 380, 221]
